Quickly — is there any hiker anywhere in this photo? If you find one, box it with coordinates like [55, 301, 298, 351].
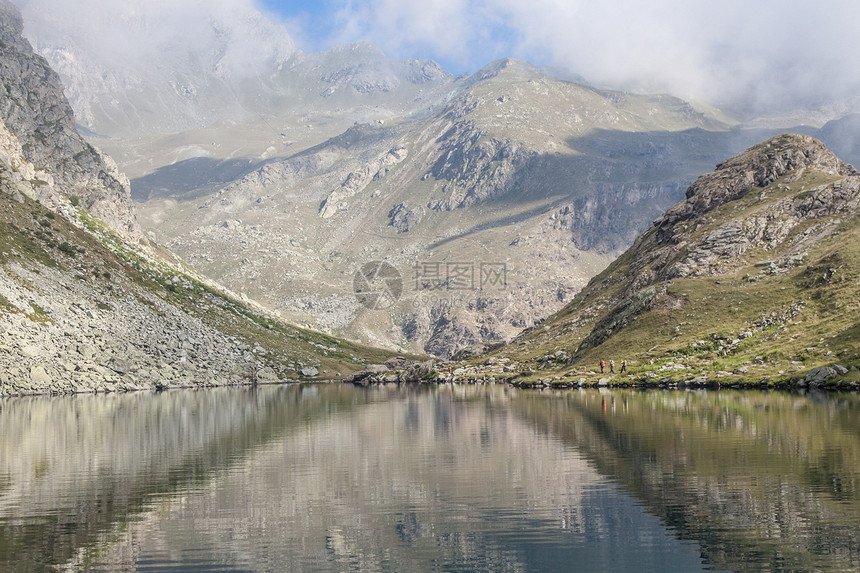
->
[609, 359, 615, 373]
[620, 360, 627, 373]
[600, 360, 605, 373]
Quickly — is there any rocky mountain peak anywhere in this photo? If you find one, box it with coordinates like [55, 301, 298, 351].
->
[618, 133, 860, 293]
[0, 0, 136, 235]
[471, 58, 538, 83]
[660, 134, 856, 228]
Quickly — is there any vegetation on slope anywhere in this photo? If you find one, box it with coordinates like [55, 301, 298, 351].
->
[461, 135, 860, 388]
[0, 183, 412, 395]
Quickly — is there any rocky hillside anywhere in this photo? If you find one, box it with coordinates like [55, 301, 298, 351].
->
[0, 0, 410, 396]
[469, 134, 860, 387]
[135, 59, 756, 358]
[0, 119, 406, 396]
[0, 0, 135, 236]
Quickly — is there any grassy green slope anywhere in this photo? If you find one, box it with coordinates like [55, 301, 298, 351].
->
[470, 135, 860, 387]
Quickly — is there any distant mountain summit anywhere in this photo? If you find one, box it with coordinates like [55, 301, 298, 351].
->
[15, 0, 296, 136]
[16, 0, 453, 140]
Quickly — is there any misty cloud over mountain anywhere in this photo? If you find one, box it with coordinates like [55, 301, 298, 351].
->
[329, 0, 860, 116]
[12, 0, 860, 117]
[14, 0, 295, 78]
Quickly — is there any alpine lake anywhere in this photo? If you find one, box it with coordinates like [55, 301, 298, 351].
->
[1, 383, 858, 572]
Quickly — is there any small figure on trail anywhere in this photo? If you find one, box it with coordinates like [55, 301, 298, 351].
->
[609, 360, 615, 373]
[600, 360, 605, 373]
[620, 360, 627, 373]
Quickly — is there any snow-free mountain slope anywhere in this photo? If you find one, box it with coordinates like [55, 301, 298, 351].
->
[477, 134, 860, 386]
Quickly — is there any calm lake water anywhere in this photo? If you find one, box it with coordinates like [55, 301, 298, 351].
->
[1, 385, 858, 572]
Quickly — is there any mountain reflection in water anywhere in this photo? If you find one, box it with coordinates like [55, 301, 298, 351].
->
[0, 385, 857, 572]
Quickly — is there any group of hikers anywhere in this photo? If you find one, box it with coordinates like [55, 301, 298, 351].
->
[599, 359, 626, 374]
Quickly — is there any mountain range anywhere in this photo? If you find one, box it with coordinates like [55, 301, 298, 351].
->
[1, 0, 858, 392]
[14, 0, 860, 358]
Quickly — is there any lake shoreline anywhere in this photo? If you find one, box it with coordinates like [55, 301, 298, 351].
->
[3, 373, 858, 399]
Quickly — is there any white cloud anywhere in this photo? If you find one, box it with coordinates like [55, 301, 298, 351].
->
[14, 0, 296, 78]
[326, 0, 860, 112]
[12, 0, 860, 114]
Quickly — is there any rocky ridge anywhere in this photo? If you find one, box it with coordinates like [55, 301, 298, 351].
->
[627, 135, 859, 290]
[469, 134, 860, 388]
[0, 0, 135, 236]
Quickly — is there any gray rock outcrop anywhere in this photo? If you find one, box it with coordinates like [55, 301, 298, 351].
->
[805, 366, 836, 386]
[387, 203, 424, 233]
[320, 146, 408, 218]
[625, 135, 860, 290]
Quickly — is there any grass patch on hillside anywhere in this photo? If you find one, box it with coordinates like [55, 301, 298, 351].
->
[25, 302, 52, 324]
[0, 293, 17, 313]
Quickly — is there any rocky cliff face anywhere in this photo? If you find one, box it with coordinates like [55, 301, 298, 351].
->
[0, 0, 135, 235]
[0, 115, 54, 201]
